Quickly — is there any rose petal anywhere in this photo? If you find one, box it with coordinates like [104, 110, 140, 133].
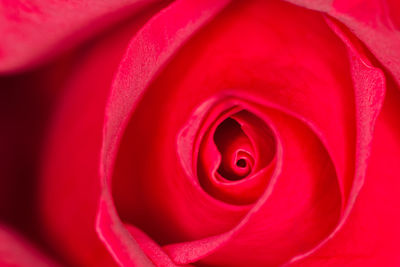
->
[97, 0, 231, 265]
[285, 0, 400, 87]
[0, 225, 59, 266]
[99, 0, 385, 265]
[290, 79, 400, 266]
[289, 16, 386, 264]
[0, 0, 165, 73]
[39, 5, 166, 266]
[124, 223, 185, 267]
[193, 101, 276, 204]
[105, 0, 364, 264]
[0, 57, 75, 231]
[165, 103, 341, 266]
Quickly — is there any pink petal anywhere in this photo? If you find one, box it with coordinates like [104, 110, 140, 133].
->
[165, 101, 341, 266]
[39, 5, 166, 266]
[125, 223, 184, 267]
[0, 226, 59, 266]
[285, 0, 400, 87]
[0, 0, 163, 73]
[289, 15, 386, 264]
[97, 0, 231, 265]
[102, 0, 382, 265]
[290, 73, 400, 267]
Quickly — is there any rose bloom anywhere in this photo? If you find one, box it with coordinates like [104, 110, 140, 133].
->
[1, 0, 400, 266]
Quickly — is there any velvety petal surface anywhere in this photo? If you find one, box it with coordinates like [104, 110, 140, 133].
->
[0, 0, 395, 266]
[0, 226, 59, 266]
[0, 0, 163, 72]
[97, 0, 231, 265]
[285, 0, 400, 87]
[38, 3, 169, 266]
[290, 79, 400, 267]
[99, 0, 385, 265]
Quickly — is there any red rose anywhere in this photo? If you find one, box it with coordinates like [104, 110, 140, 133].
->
[1, 0, 400, 266]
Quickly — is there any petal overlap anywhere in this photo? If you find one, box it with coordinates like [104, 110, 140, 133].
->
[101, 0, 385, 265]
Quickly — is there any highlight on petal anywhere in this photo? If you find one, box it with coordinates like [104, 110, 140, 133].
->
[289, 15, 386, 265]
[0, 225, 59, 266]
[284, 0, 400, 87]
[96, 0, 231, 265]
[165, 95, 341, 266]
[124, 224, 182, 267]
[290, 75, 400, 267]
[0, 0, 163, 72]
[96, 0, 386, 265]
[179, 96, 277, 205]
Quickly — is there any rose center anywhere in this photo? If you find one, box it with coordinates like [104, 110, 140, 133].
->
[236, 158, 247, 168]
[213, 117, 255, 181]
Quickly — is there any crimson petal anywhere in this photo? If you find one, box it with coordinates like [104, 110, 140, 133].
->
[0, 0, 164, 72]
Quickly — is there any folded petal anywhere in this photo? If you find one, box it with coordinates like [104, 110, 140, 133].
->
[97, 0, 231, 265]
[285, 0, 400, 87]
[104, 0, 378, 265]
[38, 5, 166, 265]
[290, 76, 400, 267]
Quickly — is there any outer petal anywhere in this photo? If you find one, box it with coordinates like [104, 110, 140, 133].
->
[285, 0, 400, 87]
[97, 0, 231, 265]
[0, 51, 78, 239]
[290, 77, 400, 267]
[38, 4, 168, 266]
[0, 225, 59, 266]
[100, 0, 384, 265]
[0, 0, 163, 73]
[289, 16, 386, 264]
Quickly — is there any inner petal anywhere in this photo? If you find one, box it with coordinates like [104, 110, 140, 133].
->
[196, 105, 278, 205]
[214, 117, 255, 180]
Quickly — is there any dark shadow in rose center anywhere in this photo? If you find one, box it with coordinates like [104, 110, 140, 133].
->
[213, 116, 255, 181]
[213, 110, 277, 182]
[236, 158, 247, 168]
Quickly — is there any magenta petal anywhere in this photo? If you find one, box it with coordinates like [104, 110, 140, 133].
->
[38, 6, 165, 266]
[95, 0, 386, 265]
[285, 0, 400, 87]
[0, 226, 59, 266]
[97, 197, 153, 266]
[164, 104, 341, 266]
[290, 15, 386, 265]
[97, 0, 231, 265]
[290, 81, 400, 267]
[125, 224, 186, 267]
[0, 0, 163, 72]
[193, 100, 277, 205]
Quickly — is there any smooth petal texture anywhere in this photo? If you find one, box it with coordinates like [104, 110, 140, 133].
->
[38, 4, 168, 266]
[290, 16, 386, 264]
[0, 0, 162, 73]
[111, 0, 354, 236]
[125, 224, 183, 267]
[0, 226, 59, 266]
[97, 0, 231, 265]
[165, 100, 342, 266]
[290, 81, 400, 267]
[197, 107, 276, 204]
[183, 99, 276, 205]
[0, 56, 73, 232]
[285, 0, 400, 87]
[105, 0, 384, 265]
[25, 0, 391, 266]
